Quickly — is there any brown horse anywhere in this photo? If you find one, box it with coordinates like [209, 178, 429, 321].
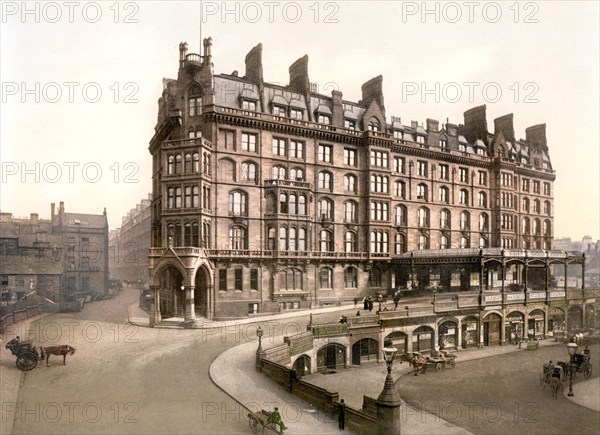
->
[41, 345, 76, 367]
[411, 355, 428, 376]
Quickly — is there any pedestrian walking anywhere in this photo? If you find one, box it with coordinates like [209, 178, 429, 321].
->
[363, 298, 368, 310]
[393, 295, 399, 310]
[354, 297, 358, 308]
[338, 399, 346, 430]
[368, 298, 373, 312]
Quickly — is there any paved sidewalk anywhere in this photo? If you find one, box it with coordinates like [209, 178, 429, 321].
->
[563, 376, 600, 411]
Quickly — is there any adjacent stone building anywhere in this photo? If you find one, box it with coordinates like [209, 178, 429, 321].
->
[147, 39, 560, 324]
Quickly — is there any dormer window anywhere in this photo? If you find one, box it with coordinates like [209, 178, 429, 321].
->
[290, 108, 303, 120]
[477, 148, 485, 156]
[242, 99, 256, 111]
[368, 119, 380, 132]
[393, 130, 403, 139]
[439, 139, 447, 149]
[344, 119, 356, 130]
[416, 135, 425, 144]
[317, 114, 331, 125]
[272, 105, 287, 117]
[459, 143, 466, 152]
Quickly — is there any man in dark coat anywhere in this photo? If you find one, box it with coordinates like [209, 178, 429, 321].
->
[338, 399, 346, 430]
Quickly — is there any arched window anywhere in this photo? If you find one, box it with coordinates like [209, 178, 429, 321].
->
[229, 226, 247, 250]
[478, 191, 487, 207]
[229, 191, 247, 216]
[272, 165, 286, 180]
[533, 219, 541, 235]
[298, 195, 307, 215]
[267, 227, 276, 250]
[459, 189, 469, 206]
[289, 227, 297, 251]
[395, 233, 406, 254]
[418, 234, 428, 250]
[417, 183, 428, 201]
[175, 187, 182, 208]
[279, 193, 288, 214]
[522, 217, 531, 235]
[192, 186, 199, 208]
[290, 168, 304, 181]
[440, 209, 451, 229]
[418, 207, 429, 227]
[460, 211, 470, 230]
[344, 201, 357, 223]
[167, 187, 175, 209]
[479, 237, 488, 248]
[242, 162, 257, 181]
[439, 186, 449, 203]
[533, 199, 541, 213]
[298, 228, 307, 251]
[440, 234, 449, 249]
[479, 213, 489, 232]
[344, 267, 357, 288]
[192, 153, 200, 173]
[318, 198, 333, 220]
[319, 171, 333, 191]
[319, 230, 333, 251]
[544, 201, 551, 215]
[522, 197, 530, 213]
[460, 236, 469, 249]
[289, 194, 297, 215]
[175, 154, 182, 174]
[543, 220, 551, 236]
[344, 174, 357, 193]
[368, 119, 380, 132]
[184, 186, 192, 208]
[395, 205, 407, 226]
[167, 155, 175, 174]
[279, 227, 288, 251]
[394, 180, 406, 198]
[185, 153, 192, 173]
[345, 231, 357, 252]
[174, 223, 182, 247]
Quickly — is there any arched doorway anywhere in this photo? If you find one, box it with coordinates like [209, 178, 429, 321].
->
[194, 266, 210, 318]
[567, 306, 583, 332]
[462, 316, 479, 348]
[438, 320, 458, 350]
[483, 313, 502, 346]
[549, 307, 565, 335]
[292, 355, 311, 377]
[528, 310, 545, 339]
[317, 344, 346, 372]
[412, 326, 434, 354]
[584, 304, 596, 330]
[505, 311, 525, 344]
[351, 338, 379, 365]
[384, 332, 408, 355]
[158, 266, 184, 319]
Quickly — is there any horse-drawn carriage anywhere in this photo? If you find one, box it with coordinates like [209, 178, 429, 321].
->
[560, 353, 592, 379]
[540, 362, 564, 399]
[4, 336, 43, 371]
[411, 350, 457, 375]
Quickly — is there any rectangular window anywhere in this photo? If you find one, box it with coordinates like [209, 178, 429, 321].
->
[417, 160, 428, 177]
[543, 182, 550, 196]
[393, 130, 403, 139]
[290, 108, 303, 120]
[344, 119, 356, 130]
[248, 303, 258, 315]
[459, 167, 468, 182]
[370, 150, 389, 168]
[522, 178, 530, 192]
[219, 269, 227, 291]
[189, 97, 202, 116]
[1, 275, 8, 286]
[439, 164, 449, 180]
[478, 171, 487, 186]
[394, 157, 405, 174]
[272, 105, 286, 116]
[344, 148, 356, 166]
[250, 269, 258, 291]
[272, 138, 287, 156]
[290, 140, 304, 159]
[319, 144, 332, 163]
[241, 133, 256, 152]
[234, 269, 243, 291]
[533, 181, 540, 194]
[242, 100, 256, 111]
[317, 114, 331, 125]
[220, 129, 235, 150]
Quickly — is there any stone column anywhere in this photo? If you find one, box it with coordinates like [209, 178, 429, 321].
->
[149, 285, 160, 327]
[183, 285, 196, 326]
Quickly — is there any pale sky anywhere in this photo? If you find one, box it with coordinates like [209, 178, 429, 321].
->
[1, 1, 598, 241]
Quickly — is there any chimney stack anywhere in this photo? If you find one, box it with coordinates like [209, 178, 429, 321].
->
[525, 124, 547, 151]
[244, 43, 264, 85]
[289, 55, 310, 94]
[463, 105, 488, 144]
[494, 114, 515, 142]
[360, 76, 385, 115]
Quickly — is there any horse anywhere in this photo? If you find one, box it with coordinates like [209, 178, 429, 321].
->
[410, 355, 428, 376]
[41, 345, 76, 367]
[573, 333, 584, 346]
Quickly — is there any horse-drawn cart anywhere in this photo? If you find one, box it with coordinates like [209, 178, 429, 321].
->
[248, 410, 284, 434]
[411, 351, 457, 375]
[540, 362, 563, 399]
[4, 336, 43, 371]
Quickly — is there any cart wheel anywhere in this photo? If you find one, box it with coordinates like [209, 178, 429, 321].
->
[436, 363, 442, 372]
[584, 363, 592, 378]
[449, 359, 456, 368]
[16, 353, 38, 371]
[248, 415, 260, 433]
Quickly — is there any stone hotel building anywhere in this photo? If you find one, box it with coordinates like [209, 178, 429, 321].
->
[147, 38, 586, 329]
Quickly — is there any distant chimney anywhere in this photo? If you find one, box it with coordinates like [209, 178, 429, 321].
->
[51, 202, 55, 218]
[203, 37, 212, 59]
[59, 201, 65, 215]
[426, 118, 439, 132]
[289, 55, 310, 94]
[332, 90, 343, 125]
[30, 213, 38, 223]
[179, 42, 188, 63]
[244, 43, 263, 85]
[411, 120, 419, 129]
[463, 105, 488, 143]
[494, 113, 515, 142]
[361, 76, 385, 114]
[525, 124, 547, 151]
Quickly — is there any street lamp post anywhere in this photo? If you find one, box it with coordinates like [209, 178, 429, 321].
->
[256, 325, 265, 371]
[567, 342, 578, 396]
[376, 346, 401, 435]
[378, 294, 383, 312]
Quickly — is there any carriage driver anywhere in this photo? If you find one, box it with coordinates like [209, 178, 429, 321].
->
[270, 407, 287, 434]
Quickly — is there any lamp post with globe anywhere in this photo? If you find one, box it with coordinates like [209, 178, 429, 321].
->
[376, 346, 401, 434]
